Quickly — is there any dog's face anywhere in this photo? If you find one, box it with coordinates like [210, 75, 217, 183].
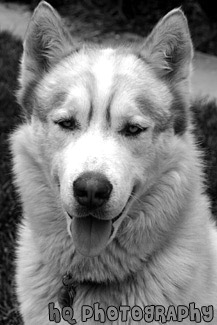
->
[18, 1, 193, 257]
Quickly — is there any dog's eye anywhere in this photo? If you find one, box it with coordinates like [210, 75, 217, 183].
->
[55, 119, 77, 130]
[122, 124, 147, 137]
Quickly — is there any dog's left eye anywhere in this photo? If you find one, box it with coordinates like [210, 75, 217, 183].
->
[55, 119, 77, 130]
[122, 124, 147, 137]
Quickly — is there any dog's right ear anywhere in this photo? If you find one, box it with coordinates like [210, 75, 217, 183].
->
[18, 1, 79, 117]
[20, 1, 76, 89]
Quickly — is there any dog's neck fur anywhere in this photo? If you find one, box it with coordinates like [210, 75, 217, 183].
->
[13, 124, 217, 307]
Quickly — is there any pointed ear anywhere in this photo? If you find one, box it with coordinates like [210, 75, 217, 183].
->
[21, 1, 76, 84]
[139, 8, 193, 81]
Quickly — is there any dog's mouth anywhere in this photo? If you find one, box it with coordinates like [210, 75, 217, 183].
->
[67, 195, 132, 257]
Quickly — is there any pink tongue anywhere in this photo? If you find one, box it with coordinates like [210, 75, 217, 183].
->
[71, 216, 112, 257]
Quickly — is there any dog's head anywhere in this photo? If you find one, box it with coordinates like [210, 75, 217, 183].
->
[18, 1, 193, 257]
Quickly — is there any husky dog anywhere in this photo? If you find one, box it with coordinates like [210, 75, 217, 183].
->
[11, 1, 217, 324]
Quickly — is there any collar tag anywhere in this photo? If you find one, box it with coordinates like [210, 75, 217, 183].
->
[58, 273, 77, 308]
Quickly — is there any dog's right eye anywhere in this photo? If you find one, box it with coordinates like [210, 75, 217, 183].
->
[121, 123, 147, 137]
[55, 119, 78, 130]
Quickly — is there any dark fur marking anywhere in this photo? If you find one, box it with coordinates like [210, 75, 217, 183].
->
[50, 91, 67, 109]
[19, 85, 67, 122]
[136, 96, 171, 133]
[18, 79, 38, 119]
[137, 89, 188, 136]
[106, 91, 116, 127]
[106, 102, 111, 126]
[170, 90, 189, 135]
[88, 104, 93, 126]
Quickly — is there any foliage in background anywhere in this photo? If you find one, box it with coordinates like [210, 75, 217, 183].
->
[2, 0, 217, 55]
[0, 32, 23, 324]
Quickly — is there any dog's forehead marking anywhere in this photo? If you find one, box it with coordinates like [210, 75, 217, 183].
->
[91, 48, 142, 82]
[91, 49, 115, 87]
[40, 49, 172, 127]
[90, 49, 116, 123]
[89, 50, 146, 124]
[90, 50, 173, 126]
[92, 49, 172, 106]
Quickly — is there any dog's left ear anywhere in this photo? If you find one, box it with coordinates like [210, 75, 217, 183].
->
[139, 8, 193, 81]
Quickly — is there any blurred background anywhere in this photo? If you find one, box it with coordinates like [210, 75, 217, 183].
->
[1, 0, 217, 53]
[0, 1, 217, 324]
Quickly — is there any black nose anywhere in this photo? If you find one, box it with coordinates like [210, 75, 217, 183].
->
[73, 172, 113, 209]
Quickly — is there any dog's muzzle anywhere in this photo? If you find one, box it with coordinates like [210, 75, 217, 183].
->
[67, 172, 134, 257]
